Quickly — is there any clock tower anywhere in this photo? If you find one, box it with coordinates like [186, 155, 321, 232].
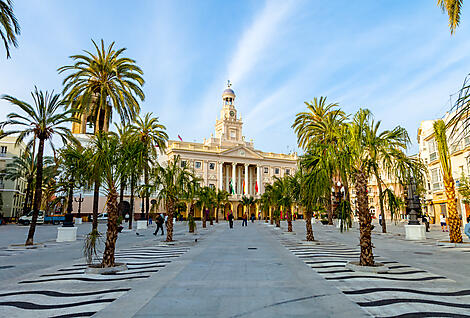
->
[214, 81, 243, 145]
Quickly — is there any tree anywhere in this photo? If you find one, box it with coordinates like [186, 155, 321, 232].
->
[131, 113, 168, 221]
[2, 150, 53, 216]
[154, 156, 192, 241]
[292, 97, 346, 225]
[183, 177, 201, 233]
[272, 177, 294, 232]
[433, 119, 463, 243]
[89, 133, 123, 267]
[214, 189, 229, 223]
[0, 0, 20, 59]
[197, 186, 215, 228]
[438, 0, 463, 34]
[240, 195, 255, 220]
[0, 88, 77, 245]
[58, 39, 145, 231]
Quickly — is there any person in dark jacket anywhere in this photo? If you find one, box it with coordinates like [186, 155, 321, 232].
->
[228, 211, 234, 229]
[153, 214, 164, 236]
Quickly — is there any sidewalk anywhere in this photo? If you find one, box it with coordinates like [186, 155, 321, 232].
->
[97, 221, 367, 318]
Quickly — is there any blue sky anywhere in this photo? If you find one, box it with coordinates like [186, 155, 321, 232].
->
[1, 0, 470, 154]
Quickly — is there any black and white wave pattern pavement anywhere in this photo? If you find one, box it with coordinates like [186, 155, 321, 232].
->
[279, 237, 470, 318]
[0, 245, 189, 317]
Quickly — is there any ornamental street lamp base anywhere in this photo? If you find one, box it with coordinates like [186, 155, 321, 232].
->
[405, 224, 426, 240]
[56, 227, 77, 242]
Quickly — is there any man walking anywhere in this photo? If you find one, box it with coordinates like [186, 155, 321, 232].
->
[242, 212, 248, 227]
[154, 214, 164, 236]
[228, 211, 234, 229]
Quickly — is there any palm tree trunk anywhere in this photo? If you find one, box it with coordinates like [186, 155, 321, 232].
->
[210, 207, 214, 225]
[216, 205, 219, 223]
[377, 180, 387, 233]
[305, 210, 314, 241]
[355, 169, 374, 266]
[102, 186, 118, 267]
[119, 178, 125, 218]
[22, 177, 33, 215]
[444, 178, 463, 243]
[144, 165, 149, 222]
[327, 193, 333, 225]
[92, 178, 100, 230]
[129, 173, 135, 230]
[287, 207, 293, 232]
[25, 138, 45, 246]
[270, 207, 274, 225]
[166, 200, 175, 242]
[202, 205, 207, 228]
[188, 203, 195, 233]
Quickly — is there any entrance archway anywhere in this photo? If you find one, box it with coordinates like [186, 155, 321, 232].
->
[237, 204, 243, 219]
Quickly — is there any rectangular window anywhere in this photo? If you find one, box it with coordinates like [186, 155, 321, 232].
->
[0, 146, 6, 156]
[285, 169, 290, 176]
[429, 140, 437, 161]
[209, 162, 215, 170]
[209, 184, 215, 189]
[274, 168, 280, 175]
[431, 168, 442, 190]
[264, 167, 268, 174]
[195, 161, 202, 169]
[181, 160, 187, 168]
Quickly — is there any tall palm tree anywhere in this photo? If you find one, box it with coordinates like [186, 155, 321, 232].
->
[272, 177, 294, 232]
[240, 195, 255, 220]
[433, 119, 463, 243]
[58, 39, 145, 229]
[154, 156, 191, 241]
[0, 0, 20, 59]
[438, 0, 463, 34]
[367, 121, 410, 233]
[2, 150, 53, 216]
[197, 186, 215, 228]
[131, 113, 168, 221]
[292, 97, 346, 225]
[214, 189, 229, 223]
[183, 177, 201, 233]
[0, 88, 77, 245]
[119, 132, 145, 230]
[89, 133, 123, 267]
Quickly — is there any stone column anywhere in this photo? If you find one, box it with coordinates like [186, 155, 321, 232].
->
[218, 161, 223, 190]
[256, 165, 260, 195]
[244, 164, 248, 195]
[232, 163, 236, 194]
[226, 164, 230, 191]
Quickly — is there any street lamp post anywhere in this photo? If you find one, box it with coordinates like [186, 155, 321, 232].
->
[406, 177, 421, 225]
[74, 193, 84, 218]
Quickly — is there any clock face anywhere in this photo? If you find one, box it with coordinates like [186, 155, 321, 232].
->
[230, 110, 235, 117]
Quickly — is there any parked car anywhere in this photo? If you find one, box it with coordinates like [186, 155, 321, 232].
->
[97, 213, 108, 223]
[19, 211, 45, 225]
[44, 214, 65, 225]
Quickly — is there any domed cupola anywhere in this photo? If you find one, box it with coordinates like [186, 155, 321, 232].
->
[222, 80, 235, 105]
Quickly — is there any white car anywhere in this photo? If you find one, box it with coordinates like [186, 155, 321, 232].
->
[97, 213, 108, 223]
[19, 211, 45, 225]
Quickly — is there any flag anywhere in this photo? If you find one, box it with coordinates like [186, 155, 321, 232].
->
[242, 180, 245, 194]
[229, 179, 234, 194]
[255, 181, 258, 193]
[178, 135, 183, 141]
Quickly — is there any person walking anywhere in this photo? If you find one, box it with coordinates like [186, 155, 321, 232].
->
[422, 213, 430, 232]
[251, 213, 255, 223]
[464, 216, 470, 240]
[440, 213, 448, 232]
[378, 214, 382, 226]
[153, 214, 164, 236]
[242, 212, 248, 227]
[164, 214, 168, 227]
[228, 211, 234, 229]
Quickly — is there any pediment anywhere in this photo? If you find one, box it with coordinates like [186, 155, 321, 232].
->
[220, 145, 264, 159]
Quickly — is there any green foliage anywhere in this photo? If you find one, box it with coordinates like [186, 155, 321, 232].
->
[83, 229, 102, 265]
[58, 39, 145, 132]
[0, 0, 20, 59]
[381, 188, 404, 221]
[458, 172, 470, 204]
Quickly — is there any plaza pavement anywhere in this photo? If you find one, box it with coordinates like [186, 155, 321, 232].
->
[1, 219, 469, 317]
